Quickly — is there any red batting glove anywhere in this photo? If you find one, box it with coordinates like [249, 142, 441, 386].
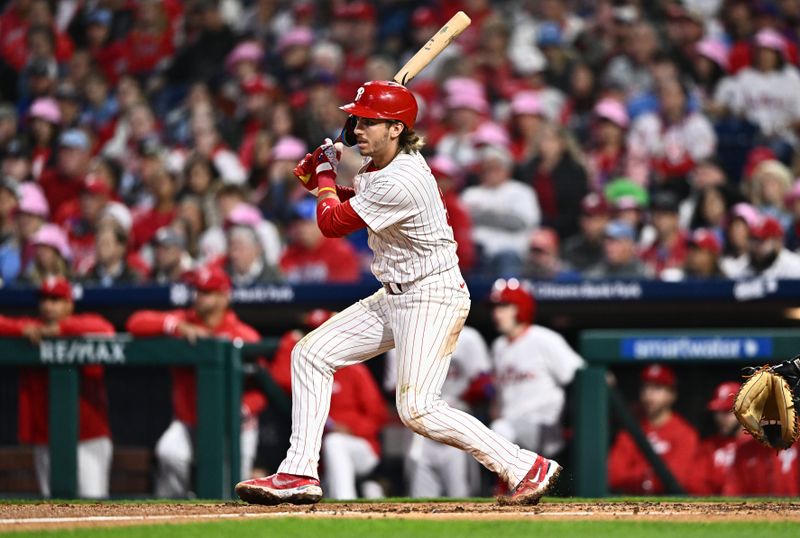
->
[293, 153, 318, 192]
[313, 138, 341, 177]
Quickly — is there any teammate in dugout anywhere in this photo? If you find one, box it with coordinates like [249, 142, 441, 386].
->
[236, 80, 563, 505]
[270, 309, 388, 500]
[488, 279, 585, 459]
[126, 267, 266, 497]
[384, 324, 493, 498]
[0, 276, 114, 498]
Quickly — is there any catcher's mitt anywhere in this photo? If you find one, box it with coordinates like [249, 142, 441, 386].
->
[733, 356, 800, 449]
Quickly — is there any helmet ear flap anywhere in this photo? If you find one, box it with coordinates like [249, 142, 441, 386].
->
[339, 115, 358, 147]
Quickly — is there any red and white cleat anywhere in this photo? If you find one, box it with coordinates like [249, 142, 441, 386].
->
[499, 455, 562, 506]
[235, 473, 323, 505]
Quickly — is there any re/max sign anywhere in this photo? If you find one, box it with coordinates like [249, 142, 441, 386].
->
[39, 340, 126, 364]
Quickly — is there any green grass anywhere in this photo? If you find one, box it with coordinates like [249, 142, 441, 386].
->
[4, 519, 800, 538]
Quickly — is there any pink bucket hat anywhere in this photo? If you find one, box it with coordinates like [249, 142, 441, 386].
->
[225, 41, 264, 71]
[472, 122, 511, 147]
[28, 97, 61, 125]
[278, 27, 314, 53]
[696, 39, 729, 71]
[594, 98, 629, 128]
[754, 28, 787, 56]
[225, 202, 263, 228]
[730, 203, 761, 228]
[428, 154, 461, 180]
[32, 223, 72, 260]
[510, 91, 544, 116]
[271, 136, 307, 162]
[18, 182, 50, 218]
[443, 77, 485, 99]
[445, 92, 489, 114]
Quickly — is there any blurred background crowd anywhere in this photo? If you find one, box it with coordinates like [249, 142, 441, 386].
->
[1, 0, 800, 288]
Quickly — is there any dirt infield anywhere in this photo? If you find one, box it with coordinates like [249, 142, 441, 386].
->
[1, 500, 799, 532]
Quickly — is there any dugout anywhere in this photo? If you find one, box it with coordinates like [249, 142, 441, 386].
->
[575, 328, 799, 497]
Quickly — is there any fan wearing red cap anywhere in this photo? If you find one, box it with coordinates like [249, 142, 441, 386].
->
[0, 276, 115, 498]
[683, 228, 724, 279]
[608, 364, 702, 494]
[268, 309, 388, 500]
[562, 193, 611, 272]
[738, 216, 800, 279]
[126, 266, 266, 497]
[694, 381, 743, 495]
[488, 278, 585, 460]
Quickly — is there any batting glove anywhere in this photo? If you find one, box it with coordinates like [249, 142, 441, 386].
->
[313, 138, 340, 177]
[293, 152, 318, 192]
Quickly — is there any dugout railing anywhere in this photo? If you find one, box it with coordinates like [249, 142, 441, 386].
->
[0, 336, 248, 499]
[575, 328, 798, 497]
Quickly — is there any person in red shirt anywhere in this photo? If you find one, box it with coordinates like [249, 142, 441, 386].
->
[0, 276, 114, 498]
[608, 364, 701, 495]
[723, 426, 799, 496]
[270, 309, 388, 500]
[279, 198, 361, 284]
[130, 164, 178, 250]
[125, 267, 266, 497]
[38, 129, 93, 217]
[696, 381, 743, 495]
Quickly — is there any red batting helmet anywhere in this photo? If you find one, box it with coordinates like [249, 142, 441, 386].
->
[339, 81, 418, 130]
[490, 278, 536, 324]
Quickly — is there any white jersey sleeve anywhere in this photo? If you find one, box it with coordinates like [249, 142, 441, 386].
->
[538, 327, 586, 386]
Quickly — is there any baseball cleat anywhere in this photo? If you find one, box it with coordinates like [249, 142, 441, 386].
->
[235, 473, 323, 505]
[498, 455, 562, 506]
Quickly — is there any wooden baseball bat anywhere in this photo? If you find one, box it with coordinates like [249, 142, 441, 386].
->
[393, 10, 472, 85]
[336, 11, 472, 146]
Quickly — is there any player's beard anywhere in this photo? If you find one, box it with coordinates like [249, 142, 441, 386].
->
[359, 130, 391, 157]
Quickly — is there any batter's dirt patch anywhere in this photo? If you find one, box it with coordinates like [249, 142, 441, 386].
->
[1, 501, 799, 532]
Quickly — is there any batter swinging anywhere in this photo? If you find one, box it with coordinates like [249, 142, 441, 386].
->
[235, 81, 561, 505]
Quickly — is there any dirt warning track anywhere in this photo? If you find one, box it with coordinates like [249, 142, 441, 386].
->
[1, 501, 799, 532]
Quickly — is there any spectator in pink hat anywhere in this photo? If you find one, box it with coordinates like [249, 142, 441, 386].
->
[22, 224, 73, 285]
[26, 97, 61, 180]
[586, 98, 629, 191]
[275, 28, 315, 97]
[247, 136, 307, 224]
[721, 203, 760, 277]
[508, 91, 548, 165]
[225, 41, 265, 81]
[431, 78, 490, 170]
[692, 39, 728, 106]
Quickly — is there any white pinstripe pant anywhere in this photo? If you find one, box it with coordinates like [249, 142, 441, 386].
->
[277, 268, 539, 488]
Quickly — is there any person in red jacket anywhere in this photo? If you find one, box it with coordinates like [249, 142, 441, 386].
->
[608, 364, 701, 495]
[696, 381, 744, 495]
[126, 266, 266, 497]
[270, 309, 388, 499]
[0, 276, 114, 498]
[723, 429, 799, 496]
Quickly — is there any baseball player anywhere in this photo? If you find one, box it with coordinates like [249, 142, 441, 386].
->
[236, 80, 562, 505]
[0, 276, 114, 498]
[696, 381, 743, 495]
[126, 267, 265, 497]
[270, 309, 388, 500]
[488, 279, 585, 458]
[385, 324, 492, 498]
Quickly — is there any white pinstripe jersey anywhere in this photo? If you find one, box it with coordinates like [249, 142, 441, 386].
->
[349, 151, 459, 284]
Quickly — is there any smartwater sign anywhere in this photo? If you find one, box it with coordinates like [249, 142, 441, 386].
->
[621, 336, 773, 360]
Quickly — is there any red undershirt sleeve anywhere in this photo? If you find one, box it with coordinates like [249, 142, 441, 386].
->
[336, 185, 356, 201]
[316, 172, 367, 238]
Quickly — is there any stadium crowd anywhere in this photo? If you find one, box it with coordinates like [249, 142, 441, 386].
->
[3, 0, 800, 500]
[1, 0, 800, 287]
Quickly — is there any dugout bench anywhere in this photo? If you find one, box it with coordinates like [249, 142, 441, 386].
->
[574, 328, 798, 497]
